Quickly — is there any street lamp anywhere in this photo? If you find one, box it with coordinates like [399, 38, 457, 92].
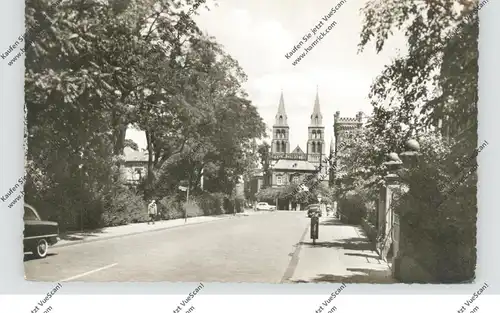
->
[78, 163, 84, 232]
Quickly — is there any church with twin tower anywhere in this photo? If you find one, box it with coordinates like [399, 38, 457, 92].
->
[268, 89, 332, 188]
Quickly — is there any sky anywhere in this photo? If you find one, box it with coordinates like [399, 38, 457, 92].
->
[126, 0, 407, 151]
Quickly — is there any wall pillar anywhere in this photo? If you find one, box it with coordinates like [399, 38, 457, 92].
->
[377, 183, 386, 237]
[377, 156, 402, 262]
[380, 175, 399, 261]
[391, 140, 433, 282]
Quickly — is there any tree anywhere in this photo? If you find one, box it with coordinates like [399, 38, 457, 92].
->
[357, 0, 479, 281]
[24, 0, 266, 229]
[257, 142, 271, 187]
[124, 139, 139, 151]
[359, 0, 478, 147]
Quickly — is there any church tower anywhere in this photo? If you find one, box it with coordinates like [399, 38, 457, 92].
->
[307, 87, 325, 165]
[271, 91, 290, 154]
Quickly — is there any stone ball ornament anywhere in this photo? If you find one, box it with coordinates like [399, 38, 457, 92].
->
[405, 139, 420, 152]
[388, 152, 401, 162]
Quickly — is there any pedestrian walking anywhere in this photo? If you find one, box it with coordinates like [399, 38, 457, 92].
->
[148, 199, 157, 225]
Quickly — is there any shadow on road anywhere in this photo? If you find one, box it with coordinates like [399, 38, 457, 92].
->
[290, 267, 395, 283]
[344, 252, 380, 260]
[59, 229, 105, 241]
[24, 252, 58, 262]
[300, 237, 374, 251]
[319, 219, 343, 226]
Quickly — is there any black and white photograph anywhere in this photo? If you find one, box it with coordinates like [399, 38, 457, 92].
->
[17, 0, 480, 284]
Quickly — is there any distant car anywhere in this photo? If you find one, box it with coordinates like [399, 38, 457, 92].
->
[256, 202, 276, 211]
[23, 204, 59, 258]
[307, 204, 322, 218]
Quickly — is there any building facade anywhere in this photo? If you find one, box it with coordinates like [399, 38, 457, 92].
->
[268, 90, 331, 188]
[332, 111, 364, 179]
[331, 111, 364, 218]
[121, 147, 148, 185]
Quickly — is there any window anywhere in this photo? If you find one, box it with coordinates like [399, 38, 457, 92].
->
[281, 142, 286, 153]
[315, 115, 318, 124]
[134, 168, 143, 180]
[292, 176, 299, 184]
[276, 142, 280, 152]
[24, 206, 40, 221]
[277, 176, 282, 185]
[279, 116, 283, 124]
[312, 142, 316, 153]
[317, 131, 321, 139]
[317, 143, 321, 153]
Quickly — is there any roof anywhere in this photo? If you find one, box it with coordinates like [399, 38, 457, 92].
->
[274, 91, 288, 126]
[310, 87, 323, 126]
[123, 147, 148, 162]
[252, 168, 264, 177]
[272, 159, 317, 171]
[291, 145, 305, 154]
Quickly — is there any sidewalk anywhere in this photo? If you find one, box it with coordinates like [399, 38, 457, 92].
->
[55, 210, 267, 248]
[289, 217, 395, 283]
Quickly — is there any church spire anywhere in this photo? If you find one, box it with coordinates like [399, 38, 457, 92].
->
[275, 90, 288, 126]
[310, 86, 323, 126]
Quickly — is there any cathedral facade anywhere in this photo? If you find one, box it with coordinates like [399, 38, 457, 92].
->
[268, 90, 332, 188]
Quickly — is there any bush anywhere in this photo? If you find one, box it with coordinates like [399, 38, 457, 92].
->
[365, 209, 377, 226]
[194, 192, 225, 215]
[102, 189, 147, 227]
[158, 192, 228, 220]
[338, 194, 367, 225]
[392, 132, 477, 282]
[224, 194, 246, 213]
[182, 200, 204, 218]
[158, 195, 184, 220]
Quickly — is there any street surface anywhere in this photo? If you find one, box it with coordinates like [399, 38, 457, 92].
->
[25, 211, 310, 282]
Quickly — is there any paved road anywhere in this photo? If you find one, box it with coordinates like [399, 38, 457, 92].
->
[24, 211, 310, 282]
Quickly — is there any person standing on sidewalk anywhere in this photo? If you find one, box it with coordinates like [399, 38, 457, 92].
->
[147, 199, 157, 225]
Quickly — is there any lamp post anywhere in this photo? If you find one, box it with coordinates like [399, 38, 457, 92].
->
[78, 164, 84, 232]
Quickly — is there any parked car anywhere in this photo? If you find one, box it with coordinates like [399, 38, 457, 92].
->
[307, 204, 322, 218]
[23, 204, 59, 258]
[256, 202, 276, 211]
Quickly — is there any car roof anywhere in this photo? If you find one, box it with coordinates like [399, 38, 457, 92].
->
[307, 204, 320, 209]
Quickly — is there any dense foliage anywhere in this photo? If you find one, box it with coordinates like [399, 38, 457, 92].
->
[24, 0, 265, 231]
[345, 0, 480, 282]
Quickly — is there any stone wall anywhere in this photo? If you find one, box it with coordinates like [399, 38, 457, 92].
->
[361, 218, 377, 244]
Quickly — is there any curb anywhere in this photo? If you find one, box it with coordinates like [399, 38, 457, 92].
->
[53, 213, 250, 249]
[281, 222, 310, 283]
